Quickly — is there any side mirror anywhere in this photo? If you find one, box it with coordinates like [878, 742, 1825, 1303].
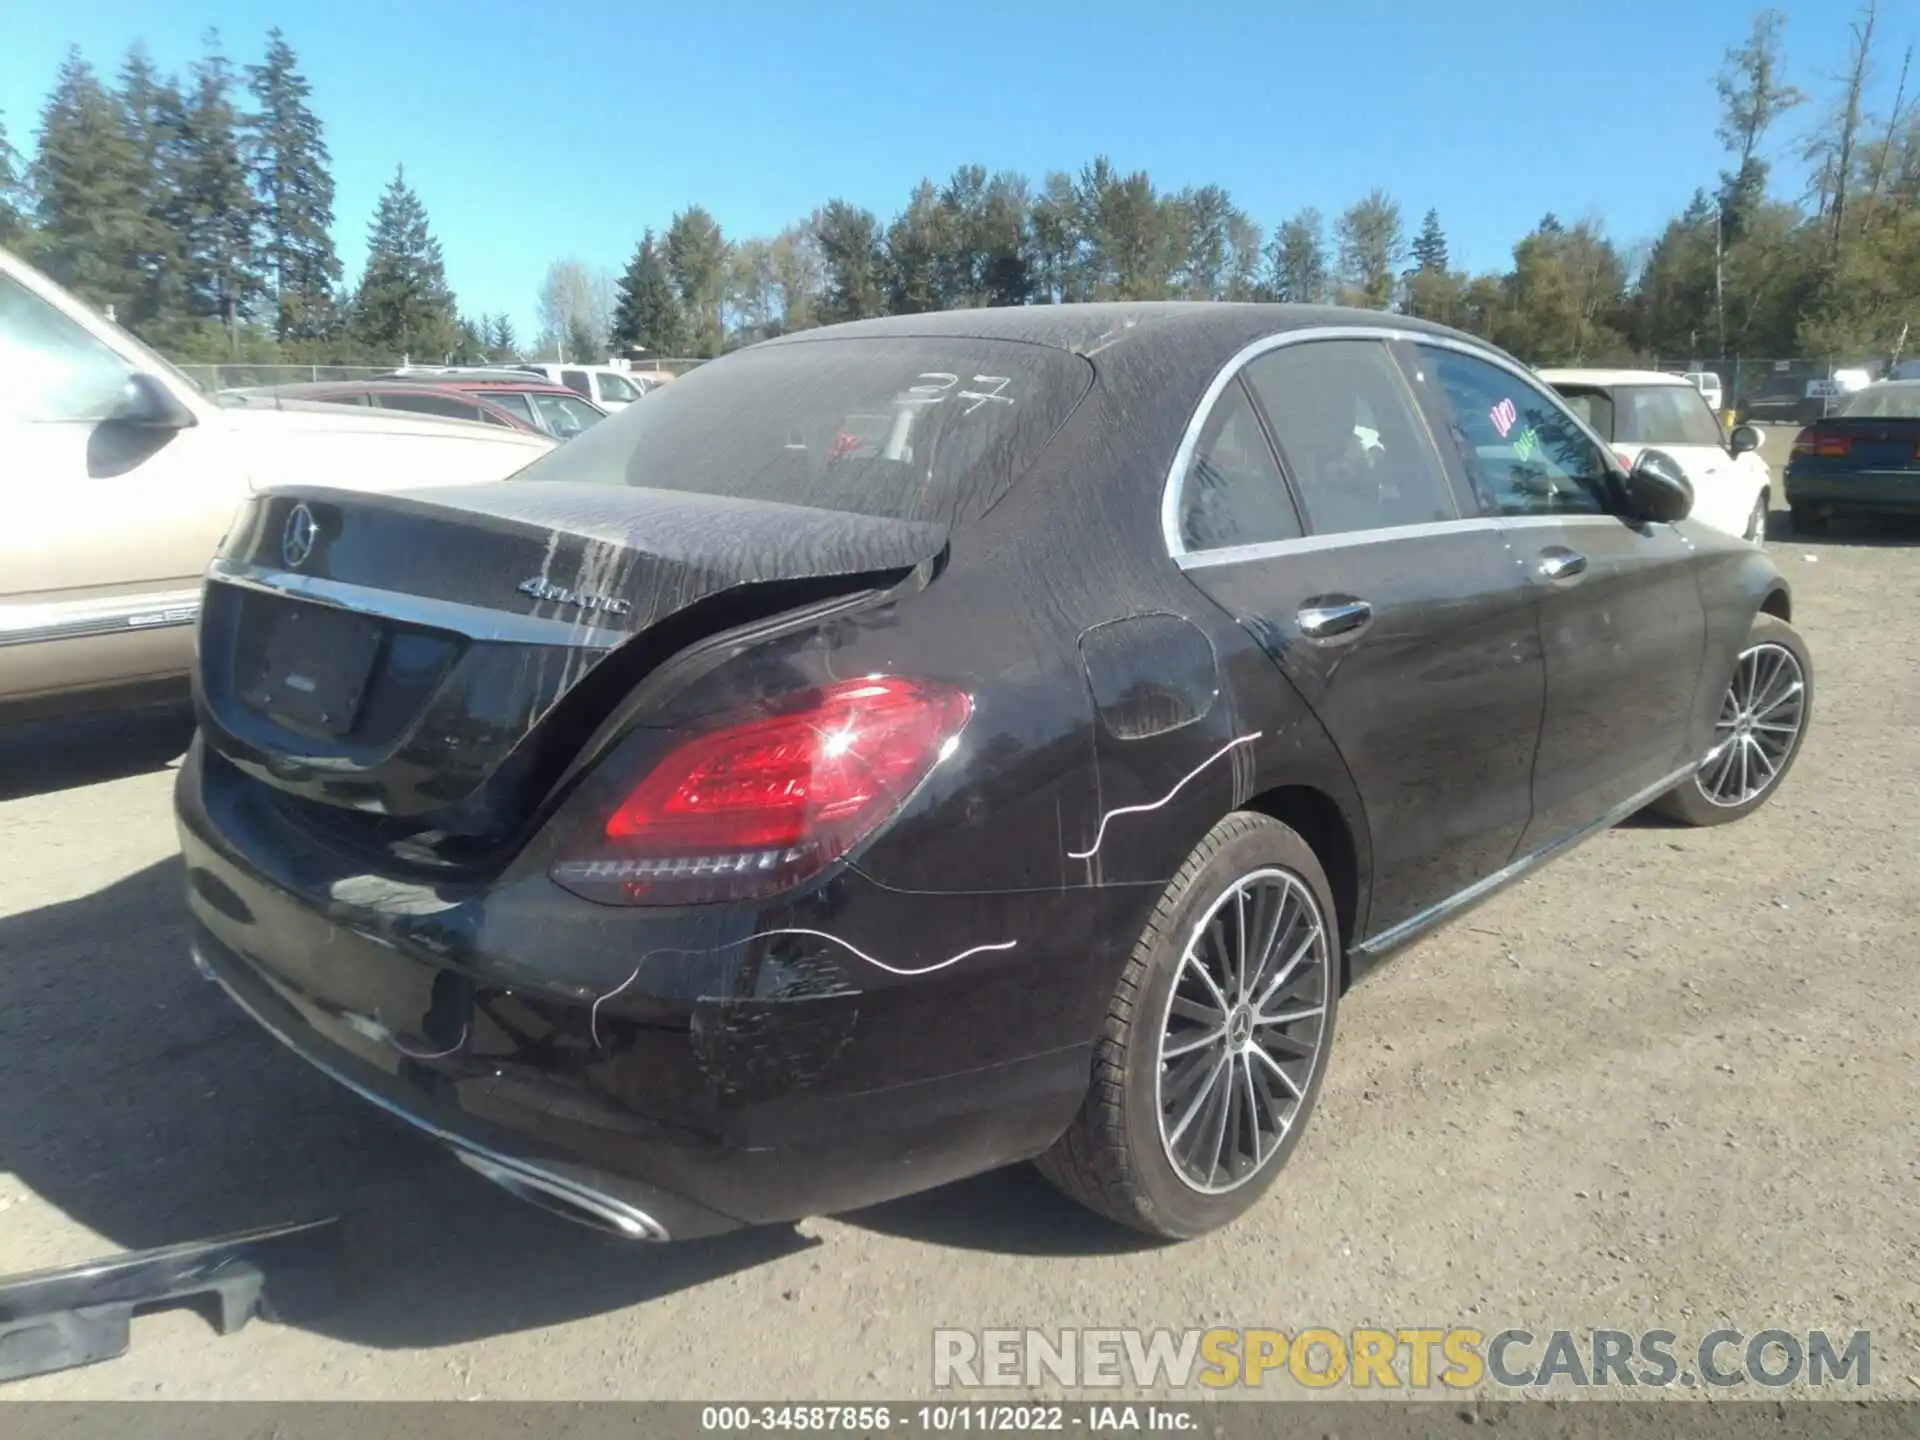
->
[1729, 423, 1763, 455]
[1622, 449, 1693, 525]
[111, 373, 198, 431]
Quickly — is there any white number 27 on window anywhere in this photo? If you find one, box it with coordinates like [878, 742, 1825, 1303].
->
[908, 372, 1018, 414]
[957, 375, 1015, 415]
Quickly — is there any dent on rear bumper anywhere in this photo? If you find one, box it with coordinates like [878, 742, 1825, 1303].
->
[175, 741, 1107, 1226]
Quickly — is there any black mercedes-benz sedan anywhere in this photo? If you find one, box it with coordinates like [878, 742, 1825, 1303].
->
[176, 303, 1812, 1242]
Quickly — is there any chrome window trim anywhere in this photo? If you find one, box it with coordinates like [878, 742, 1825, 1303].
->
[1161, 325, 1624, 559]
[1172, 513, 1635, 571]
[0, 588, 202, 648]
[204, 559, 623, 651]
[1175, 517, 1499, 570]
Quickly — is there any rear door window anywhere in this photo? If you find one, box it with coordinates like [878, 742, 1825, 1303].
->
[513, 337, 1094, 527]
[560, 369, 592, 398]
[1415, 346, 1613, 516]
[375, 392, 485, 422]
[1178, 380, 1302, 550]
[482, 390, 536, 424]
[1242, 339, 1457, 536]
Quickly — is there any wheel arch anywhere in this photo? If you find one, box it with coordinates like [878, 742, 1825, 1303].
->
[1241, 782, 1363, 982]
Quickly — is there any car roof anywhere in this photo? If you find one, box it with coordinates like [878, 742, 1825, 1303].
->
[238, 380, 551, 412]
[754, 301, 1513, 364]
[384, 375, 581, 395]
[1538, 368, 1692, 388]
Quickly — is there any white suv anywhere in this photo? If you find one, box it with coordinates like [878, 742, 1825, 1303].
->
[0, 247, 553, 720]
[1542, 368, 1772, 542]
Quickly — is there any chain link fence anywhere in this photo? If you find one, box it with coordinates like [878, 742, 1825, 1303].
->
[1648, 356, 1905, 426]
[174, 357, 712, 394]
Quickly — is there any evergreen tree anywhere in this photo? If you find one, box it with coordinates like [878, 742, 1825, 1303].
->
[885, 180, 955, 314]
[1410, 208, 1449, 273]
[352, 165, 460, 358]
[811, 201, 886, 322]
[114, 48, 190, 337]
[609, 230, 687, 355]
[1335, 189, 1405, 309]
[566, 315, 599, 363]
[0, 110, 26, 246]
[29, 48, 150, 315]
[453, 315, 487, 363]
[664, 204, 729, 355]
[170, 33, 262, 344]
[486, 313, 520, 361]
[1266, 208, 1330, 303]
[248, 28, 342, 344]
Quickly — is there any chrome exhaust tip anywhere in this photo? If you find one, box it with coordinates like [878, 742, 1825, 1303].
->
[453, 1149, 669, 1241]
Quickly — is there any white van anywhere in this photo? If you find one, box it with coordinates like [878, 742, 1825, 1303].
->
[1682, 370, 1724, 413]
[511, 362, 656, 411]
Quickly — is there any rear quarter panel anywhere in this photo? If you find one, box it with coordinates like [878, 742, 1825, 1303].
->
[845, 331, 1374, 954]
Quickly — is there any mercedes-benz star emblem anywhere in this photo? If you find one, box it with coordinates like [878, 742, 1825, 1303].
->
[282, 503, 318, 569]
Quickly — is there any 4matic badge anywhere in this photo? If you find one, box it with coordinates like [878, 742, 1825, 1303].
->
[517, 575, 633, 617]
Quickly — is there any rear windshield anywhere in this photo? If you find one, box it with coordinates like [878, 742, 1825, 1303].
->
[511, 336, 1094, 527]
[1613, 385, 1725, 447]
[1837, 384, 1920, 418]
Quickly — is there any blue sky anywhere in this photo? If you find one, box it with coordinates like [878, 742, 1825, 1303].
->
[0, 0, 1902, 334]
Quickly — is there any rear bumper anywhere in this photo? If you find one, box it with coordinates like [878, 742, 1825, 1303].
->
[174, 740, 1109, 1234]
[1785, 469, 1920, 513]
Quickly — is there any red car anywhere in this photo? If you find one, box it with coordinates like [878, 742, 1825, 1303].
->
[233, 375, 607, 440]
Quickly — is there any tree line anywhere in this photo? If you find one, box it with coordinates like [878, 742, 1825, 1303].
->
[1, 7, 1913, 373]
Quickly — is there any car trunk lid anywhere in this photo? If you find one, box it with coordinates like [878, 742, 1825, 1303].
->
[194, 480, 944, 853]
[1802, 415, 1920, 469]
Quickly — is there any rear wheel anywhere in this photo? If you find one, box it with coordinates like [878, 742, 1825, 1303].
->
[1790, 502, 1826, 536]
[1652, 615, 1812, 827]
[1037, 812, 1339, 1239]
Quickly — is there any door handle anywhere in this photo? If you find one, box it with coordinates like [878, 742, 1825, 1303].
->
[1537, 549, 1588, 582]
[1296, 598, 1373, 640]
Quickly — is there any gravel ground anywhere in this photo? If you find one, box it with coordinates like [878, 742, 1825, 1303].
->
[3, 431, 1916, 1403]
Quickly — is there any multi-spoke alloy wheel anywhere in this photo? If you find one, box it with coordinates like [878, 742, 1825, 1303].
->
[1696, 641, 1806, 808]
[1036, 811, 1341, 1239]
[1653, 614, 1812, 829]
[1155, 869, 1331, 1194]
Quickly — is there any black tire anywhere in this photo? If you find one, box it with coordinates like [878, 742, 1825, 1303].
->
[1790, 502, 1825, 535]
[1036, 811, 1340, 1240]
[1744, 489, 1769, 542]
[1652, 614, 1812, 827]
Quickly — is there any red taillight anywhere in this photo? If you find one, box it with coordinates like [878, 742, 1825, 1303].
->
[1793, 429, 1851, 458]
[552, 677, 973, 905]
